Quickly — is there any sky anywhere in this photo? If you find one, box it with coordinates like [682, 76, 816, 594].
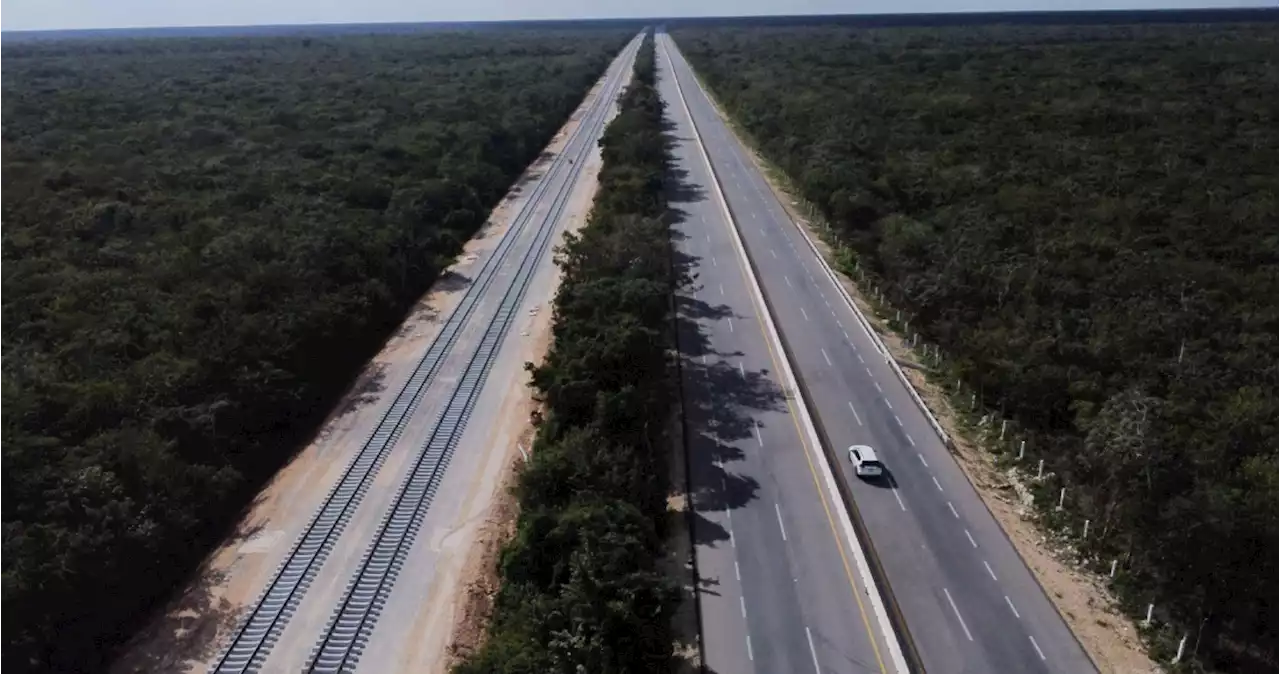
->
[0, 0, 1268, 32]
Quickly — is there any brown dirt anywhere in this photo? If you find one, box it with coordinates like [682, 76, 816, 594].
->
[692, 76, 1160, 674]
[664, 402, 702, 674]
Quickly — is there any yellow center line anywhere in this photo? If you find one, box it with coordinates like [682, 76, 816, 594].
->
[661, 36, 889, 674]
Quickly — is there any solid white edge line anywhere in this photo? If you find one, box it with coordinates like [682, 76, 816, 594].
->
[806, 626, 823, 674]
[691, 34, 954, 451]
[942, 588, 975, 641]
[660, 34, 908, 674]
[776, 503, 789, 541]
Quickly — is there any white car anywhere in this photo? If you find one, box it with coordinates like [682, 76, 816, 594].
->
[848, 444, 884, 478]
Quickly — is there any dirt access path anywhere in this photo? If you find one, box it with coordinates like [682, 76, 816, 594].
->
[111, 71, 613, 674]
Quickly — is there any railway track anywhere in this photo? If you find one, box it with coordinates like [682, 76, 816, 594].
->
[301, 36, 642, 674]
[208, 36, 641, 674]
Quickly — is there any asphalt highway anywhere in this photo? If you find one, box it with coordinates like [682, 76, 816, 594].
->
[660, 31, 1097, 674]
[660, 35, 901, 674]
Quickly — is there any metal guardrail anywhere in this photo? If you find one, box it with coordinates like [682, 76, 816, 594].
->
[208, 39, 640, 674]
[300, 37, 642, 674]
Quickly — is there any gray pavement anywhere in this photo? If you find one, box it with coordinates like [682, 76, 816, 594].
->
[661, 36, 896, 674]
[660, 31, 1097, 674]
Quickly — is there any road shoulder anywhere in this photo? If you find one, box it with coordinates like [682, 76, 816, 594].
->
[684, 62, 1159, 674]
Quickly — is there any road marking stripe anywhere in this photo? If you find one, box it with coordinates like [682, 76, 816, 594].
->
[965, 529, 978, 548]
[1005, 595, 1021, 618]
[770, 248, 777, 258]
[711, 255, 717, 266]
[907, 435, 916, 447]
[821, 348, 832, 366]
[719, 283, 724, 295]
[857, 353, 865, 363]
[662, 37, 894, 673]
[753, 423, 763, 446]
[738, 362, 745, 378]
[775, 503, 788, 541]
[1029, 635, 1046, 660]
[746, 635, 754, 661]
[918, 453, 929, 467]
[948, 501, 959, 518]
[785, 275, 793, 287]
[806, 626, 823, 674]
[984, 560, 998, 581]
[874, 380, 883, 392]
[884, 399, 893, 410]
[728, 317, 734, 332]
[741, 596, 748, 618]
[932, 476, 943, 491]
[894, 414, 903, 427]
[892, 488, 907, 511]
[847, 401, 863, 426]
[801, 307, 810, 321]
[735, 561, 741, 581]
[843, 329, 850, 340]
[943, 588, 974, 641]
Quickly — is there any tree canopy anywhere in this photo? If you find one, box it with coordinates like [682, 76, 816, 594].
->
[672, 21, 1277, 671]
[455, 32, 681, 673]
[1, 29, 632, 673]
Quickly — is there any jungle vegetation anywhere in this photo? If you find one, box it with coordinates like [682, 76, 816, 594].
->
[454, 33, 681, 673]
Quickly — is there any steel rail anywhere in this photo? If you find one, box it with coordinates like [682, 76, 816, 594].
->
[207, 40, 638, 674]
[302, 36, 641, 674]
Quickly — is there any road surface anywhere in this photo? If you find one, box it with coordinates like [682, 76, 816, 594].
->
[660, 34, 902, 674]
[660, 31, 1097, 674]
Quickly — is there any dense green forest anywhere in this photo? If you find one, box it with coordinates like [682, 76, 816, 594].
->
[1, 30, 631, 672]
[455, 33, 680, 673]
[672, 22, 1277, 671]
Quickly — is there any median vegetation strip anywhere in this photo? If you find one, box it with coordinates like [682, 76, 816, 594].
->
[453, 32, 683, 673]
[673, 22, 1276, 672]
[0, 30, 632, 673]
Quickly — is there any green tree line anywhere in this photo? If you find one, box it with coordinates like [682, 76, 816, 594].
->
[672, 22, 1277, 671]
[1, 30, 631, 672]
[454, 32, 681, 674]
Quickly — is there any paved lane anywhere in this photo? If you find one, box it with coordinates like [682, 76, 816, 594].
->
[661, 31, 1096, 674]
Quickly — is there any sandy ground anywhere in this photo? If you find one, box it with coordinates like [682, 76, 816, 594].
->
[693, 85, 1161, 674]
[435, 74, 622, 671]
[111, 73, 609, 674]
